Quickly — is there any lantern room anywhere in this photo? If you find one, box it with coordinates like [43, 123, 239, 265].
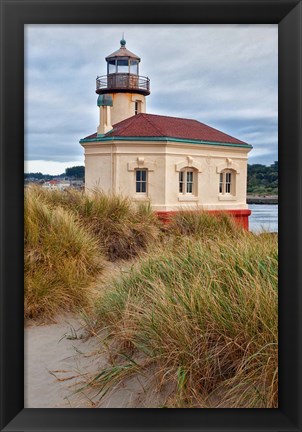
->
[96, 38, 150, 96]
[106, 38, 140, 75]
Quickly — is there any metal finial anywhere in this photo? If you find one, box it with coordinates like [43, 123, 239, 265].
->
[120, 33, 126, 47]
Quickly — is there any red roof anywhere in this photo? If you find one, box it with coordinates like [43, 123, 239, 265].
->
[83, 113, 247, 145]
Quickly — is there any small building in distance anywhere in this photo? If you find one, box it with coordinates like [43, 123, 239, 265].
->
[42, 179, 71, 190]
[80, 38, 252, 228]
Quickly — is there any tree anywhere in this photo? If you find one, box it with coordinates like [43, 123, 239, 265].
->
[247, 162, 278, 195]
[65, 166, 85, 179]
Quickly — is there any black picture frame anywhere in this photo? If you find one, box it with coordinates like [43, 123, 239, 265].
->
[0, 0, 301, 431]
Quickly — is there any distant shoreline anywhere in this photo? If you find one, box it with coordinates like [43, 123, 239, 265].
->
[247, 195, 278, 204]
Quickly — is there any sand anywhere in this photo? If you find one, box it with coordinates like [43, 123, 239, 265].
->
[25, 261, 175, 408]
[25, 315, 100, 408]
[24, 313, 174, 408]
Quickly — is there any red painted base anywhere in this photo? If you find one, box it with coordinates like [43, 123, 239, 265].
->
[156, 209, 252, 230]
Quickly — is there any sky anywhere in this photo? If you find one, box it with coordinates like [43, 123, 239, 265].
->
[25, 24, 278, 175]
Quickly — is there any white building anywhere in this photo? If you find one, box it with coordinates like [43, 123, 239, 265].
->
[80, 38, 252, 228]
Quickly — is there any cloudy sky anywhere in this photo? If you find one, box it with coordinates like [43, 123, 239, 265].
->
[25, 24, 278, 175]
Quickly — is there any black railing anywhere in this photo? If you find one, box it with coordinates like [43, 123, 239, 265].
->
[96, 74, 150, 94]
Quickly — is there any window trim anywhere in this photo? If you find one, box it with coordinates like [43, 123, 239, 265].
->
[179, 168, 197, 196]
[219, 169, 236, 197]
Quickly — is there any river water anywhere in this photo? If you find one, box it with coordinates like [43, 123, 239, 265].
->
[248, 204, 278, 233]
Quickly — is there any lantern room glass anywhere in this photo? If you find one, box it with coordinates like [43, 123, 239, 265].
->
[117, 59, 129, 73]
[130, 60, 139, 75]
[108, 60, 116, 74]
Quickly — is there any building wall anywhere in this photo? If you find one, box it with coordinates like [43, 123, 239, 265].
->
[82, 139, 250, 210]
[84, 146, 112, 193]
[163, 143, 249, 211]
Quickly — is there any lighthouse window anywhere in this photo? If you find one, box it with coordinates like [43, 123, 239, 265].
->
[219, 170, 235, 195]
[179, 172, 184, 193]
[179, 169, 195, 195]
[117, 59, 129, 73]
[186, 171, 193, 193]
[136, 169, 147, 193]
[108, 59, 116, 74]
[135, 100, 141, 115]
[226, 172, 231, 193]
[130, 60, 139, 74]
[219, 173, 223, 193]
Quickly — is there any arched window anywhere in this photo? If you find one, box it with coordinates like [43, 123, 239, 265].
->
[219, 169, 235, 195]
[179, 168, 197, 195]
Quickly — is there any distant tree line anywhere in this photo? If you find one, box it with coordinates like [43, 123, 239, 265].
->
[247, 161, 278, 195]
[24, 166, 85, 181]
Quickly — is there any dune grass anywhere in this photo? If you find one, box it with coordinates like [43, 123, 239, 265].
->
[25, 186, 160, 319]
[24, 188, 104, 320]
[168, 209, 243, 239]
[94, 226, 278, 408]
[25, 187, 278, 407]
[27, 186, 160, 261]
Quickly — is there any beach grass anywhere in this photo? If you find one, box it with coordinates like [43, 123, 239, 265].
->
[27, 186, 160, 261]
[93, 224, 278, 408]
[25, 187, 278, 407]
[24, 188, 104, 320]
[24, 186, 160, 320]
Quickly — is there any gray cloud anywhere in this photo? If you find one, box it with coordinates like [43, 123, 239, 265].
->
[25, 24, 277, 172]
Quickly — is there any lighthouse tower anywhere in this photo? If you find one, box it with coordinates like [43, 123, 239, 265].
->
[96, 38, 150, 135]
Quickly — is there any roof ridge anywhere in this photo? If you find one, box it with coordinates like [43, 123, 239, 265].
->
[143, 112, 198, 122]
[141, 113, 166, 136]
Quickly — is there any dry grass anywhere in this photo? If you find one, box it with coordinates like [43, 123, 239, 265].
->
[24, 186, 160, 320]
[25, 187, 278, 407]
[28, 186, 160, 261]
[24, 188, 104, 320]
[94, 225, 278, 408]
[168, 209, 243, 239]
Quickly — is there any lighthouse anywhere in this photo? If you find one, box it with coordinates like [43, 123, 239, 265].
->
[80, 38, 252, 229]
[96, 37, 150, 134]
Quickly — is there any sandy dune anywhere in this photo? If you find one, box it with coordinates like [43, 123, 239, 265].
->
[24, 314, 174, 408]
[25, 315, 100, 408]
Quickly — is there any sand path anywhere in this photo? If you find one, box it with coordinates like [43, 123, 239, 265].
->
[24, 314, 103, 408]
[25, 313, 174, 408]
[25, 261, 174, 408]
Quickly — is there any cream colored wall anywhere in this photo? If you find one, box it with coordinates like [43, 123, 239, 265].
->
[163, 144, 249, 211]
[82, 140, 250, 210]
[116, 152, 166, 205]
[84, 148, 112, 193]
[109, 93, 146, 125]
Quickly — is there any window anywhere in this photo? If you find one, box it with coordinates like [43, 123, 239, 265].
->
[136, 169, 147, 193]
[219, 173, 223, 194]
[135, 100, 141, 115]
[130, 59, 139, 74]
[108, 60, 116, 74]
[117, 59, 129, 73]
[219, 170, 235, 195]
[179, 169, 195, 195]
[225, 172, 231, 193]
